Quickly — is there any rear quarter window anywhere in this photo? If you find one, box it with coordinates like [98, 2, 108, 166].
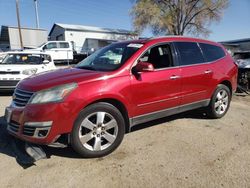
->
[174, 42, 204, 66]
[199, 43, 225, 62]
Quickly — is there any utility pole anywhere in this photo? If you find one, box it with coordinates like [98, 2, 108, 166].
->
[16, 0, 23, 49]
[34, 0, 40, 28]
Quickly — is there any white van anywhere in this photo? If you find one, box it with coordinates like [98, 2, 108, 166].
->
[28, 41, 74, 64]
[0, 52, 56, 90]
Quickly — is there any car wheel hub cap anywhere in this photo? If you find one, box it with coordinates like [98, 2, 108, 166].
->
[78, 112, 118, 151]
[214, 89, 229, 115]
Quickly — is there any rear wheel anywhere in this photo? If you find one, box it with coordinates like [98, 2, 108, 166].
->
[206, 84, 231, 119]
[71, 102, 125, 158]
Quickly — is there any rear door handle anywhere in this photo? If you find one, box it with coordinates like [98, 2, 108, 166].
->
[170, 75, 181, 80]
[204, 70, 213, 74]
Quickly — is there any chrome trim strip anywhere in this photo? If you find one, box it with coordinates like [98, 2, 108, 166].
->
[137, 96, 179, 107]
[15, 92, 33, 98]
[15, 88, 34, 94]
[181, 90, 206, 98]
[137, 91, 206, 107]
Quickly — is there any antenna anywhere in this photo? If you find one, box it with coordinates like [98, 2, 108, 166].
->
[34, 0, 40, 28]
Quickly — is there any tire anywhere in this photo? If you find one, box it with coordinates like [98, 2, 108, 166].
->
[206, 84, 231, 119]
[71, 102, 125, 158]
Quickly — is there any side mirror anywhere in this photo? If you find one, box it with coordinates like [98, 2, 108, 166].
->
[134, 62, 154, 73]
[43, 60, 50, 64]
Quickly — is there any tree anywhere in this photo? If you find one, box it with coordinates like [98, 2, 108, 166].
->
[131, 0, 229, 37]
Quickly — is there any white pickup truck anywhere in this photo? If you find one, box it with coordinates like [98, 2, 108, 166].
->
[28, 41, 74, 64]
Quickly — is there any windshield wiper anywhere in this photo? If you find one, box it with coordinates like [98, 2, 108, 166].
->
[76, 66, 96, 71]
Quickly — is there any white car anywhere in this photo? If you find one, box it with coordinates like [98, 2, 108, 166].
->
[0, 52, 56, 90]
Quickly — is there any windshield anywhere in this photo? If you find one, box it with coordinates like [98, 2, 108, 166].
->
[1, 54, 51, 65]
[76, 42, 143, 71]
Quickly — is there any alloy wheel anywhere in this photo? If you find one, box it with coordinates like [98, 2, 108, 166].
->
[214, 89, 229, 115]
[78, 111, 118, 151]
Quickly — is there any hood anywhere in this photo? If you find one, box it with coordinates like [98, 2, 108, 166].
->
[18, 67, 106, 91]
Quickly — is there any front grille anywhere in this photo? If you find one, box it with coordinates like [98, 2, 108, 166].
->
[0, 71, 20, 74]
[13, 88, 34, 107]
[0, 80, 20, 87]
[8, 121, 20, 133]
[23, 125, 36, 136]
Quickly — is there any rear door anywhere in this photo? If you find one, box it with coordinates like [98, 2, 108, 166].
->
[174, 42, 213, 105]
[130, 43, 182, 117]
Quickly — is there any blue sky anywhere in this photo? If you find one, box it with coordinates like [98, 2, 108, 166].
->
[0, 0, 249, 42]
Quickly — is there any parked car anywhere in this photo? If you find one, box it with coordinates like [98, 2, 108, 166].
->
[5, 37, 237, 157]
[233, 51, 250, 91]
[0, 52, 56, 90]
[27, 41, 74, 64]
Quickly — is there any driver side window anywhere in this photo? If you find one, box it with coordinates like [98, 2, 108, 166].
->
[139, 44, 173, 69]
[44, 42, 57, 50]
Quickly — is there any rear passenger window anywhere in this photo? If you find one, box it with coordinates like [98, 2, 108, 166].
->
[199, 43, 225, 62]
[175, 42, 204, 66]
[59, 42, 69, 48]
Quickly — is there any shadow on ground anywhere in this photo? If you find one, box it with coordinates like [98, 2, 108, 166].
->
[0, 108, 207, 168]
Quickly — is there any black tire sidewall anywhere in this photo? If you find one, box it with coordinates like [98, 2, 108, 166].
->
[71, 102, 125, 158]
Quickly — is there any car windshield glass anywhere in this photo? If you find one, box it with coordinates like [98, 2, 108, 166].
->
[1, 54, 45, 65]
[76, 42, 143, 71]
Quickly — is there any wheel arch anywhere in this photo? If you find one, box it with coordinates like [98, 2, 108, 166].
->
[219, 80, 232, 96]
[87, 98, 131, 133]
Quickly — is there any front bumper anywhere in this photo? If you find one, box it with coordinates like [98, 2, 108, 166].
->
[5, 101, 79, 145]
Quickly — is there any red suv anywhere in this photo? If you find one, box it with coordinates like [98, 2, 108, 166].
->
[5, 37, 237, 157]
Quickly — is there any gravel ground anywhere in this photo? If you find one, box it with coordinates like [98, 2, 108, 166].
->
[0, 92, 250, 188]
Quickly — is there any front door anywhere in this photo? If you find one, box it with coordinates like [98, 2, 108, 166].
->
[130, 43, 182, 118]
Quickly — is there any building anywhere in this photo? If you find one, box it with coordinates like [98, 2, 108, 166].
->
[220, 38, 250, 54]
[0, 25, 47, 50]
[48, 23, 138, 54]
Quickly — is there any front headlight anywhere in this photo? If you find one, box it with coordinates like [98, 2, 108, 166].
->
[29, 83, 78, 104]
[22, 68, 38, 75]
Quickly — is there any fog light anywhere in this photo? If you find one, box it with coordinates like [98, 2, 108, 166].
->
[24, 121, 52, 138]
[38, 130, 49, 137]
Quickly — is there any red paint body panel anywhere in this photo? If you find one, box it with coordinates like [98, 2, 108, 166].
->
[7, 36, 238, 144]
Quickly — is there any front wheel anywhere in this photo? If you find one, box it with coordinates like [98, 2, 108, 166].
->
[206, 84, 231, 119]
[71, 102, 125, 158]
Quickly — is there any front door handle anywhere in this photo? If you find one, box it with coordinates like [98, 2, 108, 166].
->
[170, 75, 181, 80]
[204, 70, 213, 74]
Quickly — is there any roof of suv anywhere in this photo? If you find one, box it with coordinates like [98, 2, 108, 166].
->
[128, 36, 220, 46]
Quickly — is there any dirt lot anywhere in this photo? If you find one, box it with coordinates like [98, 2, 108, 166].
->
[0, 93, 250, 188]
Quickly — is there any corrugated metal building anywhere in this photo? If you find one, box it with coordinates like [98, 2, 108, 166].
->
[48, 23, 138, 54]
[0, 25, 47, 50]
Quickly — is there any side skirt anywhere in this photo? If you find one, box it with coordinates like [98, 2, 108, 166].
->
[129, 99, 210, 128]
